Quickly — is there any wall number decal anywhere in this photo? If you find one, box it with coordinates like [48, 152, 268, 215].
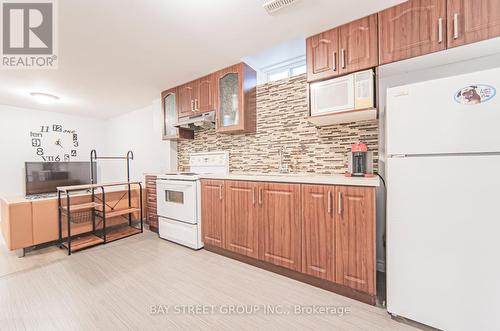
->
[29, 124, 80, 162]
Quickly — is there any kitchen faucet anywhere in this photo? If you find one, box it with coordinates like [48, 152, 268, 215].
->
[278, 146, 289, 173]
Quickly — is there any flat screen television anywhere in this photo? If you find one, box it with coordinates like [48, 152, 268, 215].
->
[25, 162, 96, 196]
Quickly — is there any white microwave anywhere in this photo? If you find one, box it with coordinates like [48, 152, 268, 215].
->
[309, 69, 374, 116]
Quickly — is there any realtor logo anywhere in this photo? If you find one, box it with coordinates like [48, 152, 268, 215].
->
[1, 0, 58, 68]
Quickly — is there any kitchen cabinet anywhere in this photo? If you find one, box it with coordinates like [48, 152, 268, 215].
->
[215, 63, 257, 133]
[200, 179, 377, 302]
[306, 29, 340, 82]
[301, 184, 334, 280]
[258, 182, 301, 271]
[201, 179, 301, 269]
[161, 88, 193, 140]
[378, 0, 447, 64]
[224, 181, 259, 258]
[306, 14, 378, 82]
[178, 82, 197, 118]
[339, 14, 379, 75]
[178, 75, 217, 118]
[145, 175, 158, 232]
[201, 180, 225, 247]
[447, 0, 500, 48]
[197, 74, 217, 113]
[335, 186, 376, 295]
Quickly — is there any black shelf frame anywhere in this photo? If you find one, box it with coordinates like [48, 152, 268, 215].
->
[57, 150, 143, 255]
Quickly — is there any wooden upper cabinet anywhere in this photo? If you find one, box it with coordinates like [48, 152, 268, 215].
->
[378, 0, 447, 64]
[447, 0, 500, 48]
[306, 29, 339, 82]
[224, 181, 259, 258]
[197, 74, 216, 113]
[258, 182, 301, 271]
[201, 180, 225, 248]
[301, 184, 334, 281]
[161, 87, 193, 141]
[339, 14, 378, 74]
[178, 82, 197, 118]
[215, 63, 257, 134]
[177, 75, 216, 118]
[335, 186, 376, 295]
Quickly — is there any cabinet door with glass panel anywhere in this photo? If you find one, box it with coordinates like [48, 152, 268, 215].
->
[215, 63, 257, 134]
[161, 88, 194, 141]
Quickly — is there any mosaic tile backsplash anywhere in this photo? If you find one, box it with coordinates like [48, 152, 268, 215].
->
[177, 74, 378, 174]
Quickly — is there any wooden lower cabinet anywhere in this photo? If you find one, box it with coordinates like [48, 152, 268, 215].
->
[201, 180, 225, 247]
[224, 181, 259, 258]
[201, 179, 376, 299]
[145, 175, 158, 232]
[335, 186, 376, 295]
[201, 180, 302, 270]
[301, 184, 334, 280]
[258, 182, 302, 271]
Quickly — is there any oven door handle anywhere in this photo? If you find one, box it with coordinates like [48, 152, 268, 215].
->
[158, 184, 193, 190]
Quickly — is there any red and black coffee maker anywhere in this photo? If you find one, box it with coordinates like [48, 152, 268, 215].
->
[346, 142, 374, 177]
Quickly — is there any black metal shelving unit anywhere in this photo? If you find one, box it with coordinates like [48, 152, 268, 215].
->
[57, 150, 143, 255]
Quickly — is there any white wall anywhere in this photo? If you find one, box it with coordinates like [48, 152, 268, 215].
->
[100, 99, 176, 183]
[0, 104, 106, 197]
[0, 99, 177, 198]
[242, 37, 306, 85]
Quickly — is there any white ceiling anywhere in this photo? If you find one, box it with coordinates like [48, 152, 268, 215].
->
[0, 0, 404, 119]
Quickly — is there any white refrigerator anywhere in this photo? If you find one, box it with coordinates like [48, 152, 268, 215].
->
[386, 68, 500, 331]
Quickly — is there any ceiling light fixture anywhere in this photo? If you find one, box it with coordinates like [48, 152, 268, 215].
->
[30, 92, 60, 104]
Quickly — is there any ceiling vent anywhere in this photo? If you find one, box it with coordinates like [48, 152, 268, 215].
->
[263, 0, 300, 14]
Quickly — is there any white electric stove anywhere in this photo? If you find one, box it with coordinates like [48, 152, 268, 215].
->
[156, 151, 228, 249]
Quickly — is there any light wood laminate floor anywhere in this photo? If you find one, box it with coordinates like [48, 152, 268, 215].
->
[0, 231, 420, 331]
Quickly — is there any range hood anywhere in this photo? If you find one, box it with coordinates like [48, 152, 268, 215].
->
[174, 111, 215, 129]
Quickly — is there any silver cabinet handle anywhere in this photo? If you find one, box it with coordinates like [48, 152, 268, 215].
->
[219, 185, 223, 200]
[438, 17, 443, 43]
[453, 13, 459, 39]
[332, 51, 337, 71]
[337, 192, 342, 215]
[191, 100, 195, 112]
[327, 191, 332, 214]
[252, 187, 256, 206]
[341, 48, 346, 69]
[195, 99, 199, 111]
[258, 188, 263, 206]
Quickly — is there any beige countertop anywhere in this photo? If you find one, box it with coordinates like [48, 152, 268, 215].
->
[198, 173, 380, 187]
